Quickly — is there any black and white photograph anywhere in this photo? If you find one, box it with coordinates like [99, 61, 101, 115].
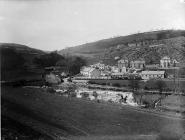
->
[0, 0, 185, 140]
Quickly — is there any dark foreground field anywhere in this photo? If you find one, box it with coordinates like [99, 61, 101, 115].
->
[1, 86, 185, 140]
[1, 116, 51, 140]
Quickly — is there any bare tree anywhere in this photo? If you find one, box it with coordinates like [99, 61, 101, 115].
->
[154, 79, 167, 107]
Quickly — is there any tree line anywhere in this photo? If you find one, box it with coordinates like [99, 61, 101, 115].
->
[33, 51, 86, 76]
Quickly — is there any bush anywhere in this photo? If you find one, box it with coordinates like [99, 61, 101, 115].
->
[92, 91, 98, 99]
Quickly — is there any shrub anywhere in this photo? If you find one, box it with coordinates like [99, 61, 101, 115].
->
[92, 91, 98, 99]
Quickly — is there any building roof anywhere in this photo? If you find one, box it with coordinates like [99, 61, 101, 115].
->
[130, 60, 145, 64]
[141, 71, 165, 75]
[118, 59, 128, 63]
[161, 56, 170, 60]
[89, 68, 98, 73]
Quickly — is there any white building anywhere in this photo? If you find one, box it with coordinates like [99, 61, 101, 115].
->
[160, 56, 171, 68]
[111, 66, 119, 73]
[118, 59, 129, 73]
[91, 63, 105, 70]
[160, 56, 179, 68]
[45, 73, 61, 84]
[141, 71, 165, 80]
[80, 67, 101, 78]
[114, 56, 120, 60]
[130, 60, 145, 69]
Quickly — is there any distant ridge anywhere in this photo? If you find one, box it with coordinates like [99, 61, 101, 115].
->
[59, 30, 185, 65]
[0, 43, 46, 54]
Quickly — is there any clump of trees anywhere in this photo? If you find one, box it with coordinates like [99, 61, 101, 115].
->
[143, 79, 167, 107]
[57, 56, 86, 75]
[33, 52, 86, 76]
[128, 78, 167, 108]
[33, 51, 64, 67]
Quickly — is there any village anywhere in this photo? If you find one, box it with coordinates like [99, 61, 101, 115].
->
[2, 46, 185, 140]
[39, 54, 185, 113]
[77, 56, 180, 80]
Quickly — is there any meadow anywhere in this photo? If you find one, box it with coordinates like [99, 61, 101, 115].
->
[2, 86, 185, 140]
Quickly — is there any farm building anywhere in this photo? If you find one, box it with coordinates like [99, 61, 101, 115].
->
[118, 59, 129, 73]
[160, 56, 171, 68]
[141, 70, 165, 80]
[80, 67, 101, 78]
[45, 73, 61, 84]
[130, 60, 145, 69]
[160, 56, 179, 68]
[111, 66, 119, 73]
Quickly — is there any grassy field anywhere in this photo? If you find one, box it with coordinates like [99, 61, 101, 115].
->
[1, 69, 43, 81]
[1, 116, 50, 140]
[89, 79, 185, 91]
[1, 86, 185, 140]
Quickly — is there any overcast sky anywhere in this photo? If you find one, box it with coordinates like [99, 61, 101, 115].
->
[0, 0, 185, 51]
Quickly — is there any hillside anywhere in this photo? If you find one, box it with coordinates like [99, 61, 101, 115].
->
[0, 43, 46, 63]
[0, 43, 46, 81]
[0, 43, 87, 80]
[59, 30, 185, 65]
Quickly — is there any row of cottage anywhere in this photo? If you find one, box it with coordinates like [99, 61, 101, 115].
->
[80, 56, 179, 80]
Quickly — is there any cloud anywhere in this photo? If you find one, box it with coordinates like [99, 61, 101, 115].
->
[0, 0, 185, 51]
[179, 0, 185, 3]
[0, 16, 5, 21]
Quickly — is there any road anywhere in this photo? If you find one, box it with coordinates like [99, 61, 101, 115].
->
[1, 86, 185, 140]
